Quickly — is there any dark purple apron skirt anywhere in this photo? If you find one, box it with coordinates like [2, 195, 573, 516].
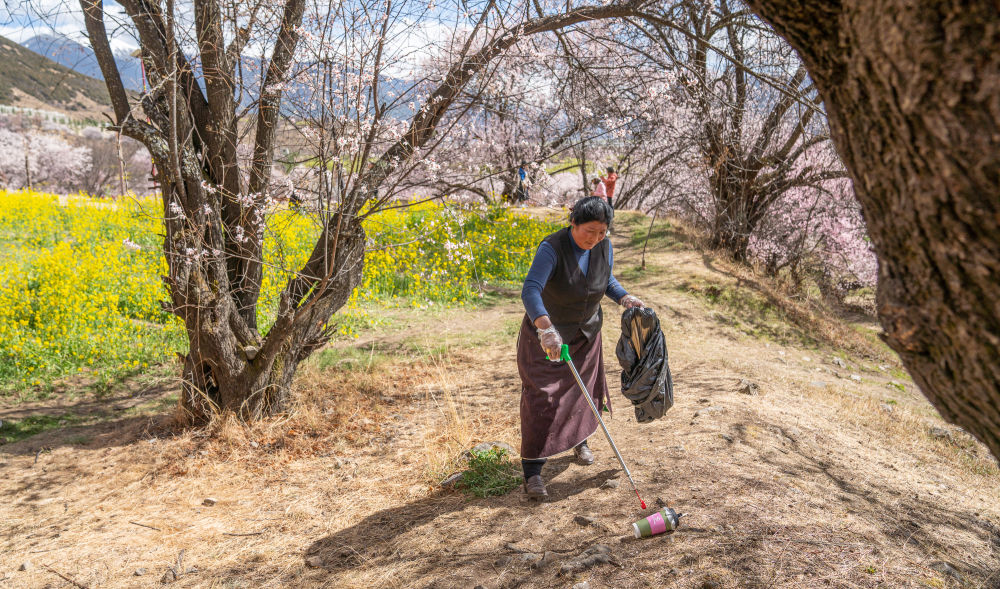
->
[516, 314, 609, 460]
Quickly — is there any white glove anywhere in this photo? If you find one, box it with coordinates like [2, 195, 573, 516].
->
[537, 325, 563, 359]
[620, 294, 645, 309]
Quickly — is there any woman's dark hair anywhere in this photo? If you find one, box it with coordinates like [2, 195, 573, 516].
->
[606, 166, 615, 174]
[569, 196, 614, 226]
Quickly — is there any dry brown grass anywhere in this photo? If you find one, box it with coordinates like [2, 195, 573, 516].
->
[2, 219, 999, 589]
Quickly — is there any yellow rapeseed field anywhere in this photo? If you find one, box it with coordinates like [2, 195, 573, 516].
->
[0, 191, 557, 394]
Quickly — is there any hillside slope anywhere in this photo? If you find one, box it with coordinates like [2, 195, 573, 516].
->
[21, 34, 145, 92]
[1, 212, 998, 588]
[0, 34, 111, 114]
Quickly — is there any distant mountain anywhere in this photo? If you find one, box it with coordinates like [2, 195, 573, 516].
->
[0, 34, 112, 114]
[22, 34, 145, 92]
[9, 34, 419, 120]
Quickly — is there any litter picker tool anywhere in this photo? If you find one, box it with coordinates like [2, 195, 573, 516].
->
[553, 343, 648, 510]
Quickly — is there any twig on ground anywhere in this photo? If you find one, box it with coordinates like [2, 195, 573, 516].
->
[129, 520, 161, 531]
[223, 531, 265, 536]
[42, 564, 87, 588]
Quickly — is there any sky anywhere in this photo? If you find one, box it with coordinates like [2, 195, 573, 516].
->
[0, 0, 139, 54]
[0, 0, 466, 63]
[0, 0, 561, 82]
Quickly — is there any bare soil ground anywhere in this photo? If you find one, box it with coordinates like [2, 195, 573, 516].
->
[2, 218, 999, 589]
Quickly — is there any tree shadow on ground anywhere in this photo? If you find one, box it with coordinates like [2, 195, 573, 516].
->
[292, 455, 618, 587]
[602, 418, 1000, 589]
[0, 413, 176, 504]
[0, 379, 177, 422]
[0, 407, 175, 458]
[716, 418, 1000, 587]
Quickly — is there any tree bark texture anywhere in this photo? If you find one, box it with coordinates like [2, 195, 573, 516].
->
[747, 0, 1000, 460]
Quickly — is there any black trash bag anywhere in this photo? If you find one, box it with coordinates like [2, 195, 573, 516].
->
[615, 307, 673, 423]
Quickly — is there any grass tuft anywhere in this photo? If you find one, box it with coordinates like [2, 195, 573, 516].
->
[456, 447, 522, 498]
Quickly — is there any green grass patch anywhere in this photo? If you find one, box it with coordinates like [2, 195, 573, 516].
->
[677, 278, 821, 348]
[310, 344, 390, 374]
[0, 413, 86, 444]
[121, 393, 179, 416]
[612, 212, 689, 253]
[457, 447, 522, 498]
[618, 264, 659, 283]
[543, 158, 602, 176]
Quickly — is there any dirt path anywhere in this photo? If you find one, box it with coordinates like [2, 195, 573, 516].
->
[2, 225, 999, 588]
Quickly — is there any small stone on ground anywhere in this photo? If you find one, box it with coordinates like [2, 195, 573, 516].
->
[930, 427, 952, 440]
[532, 551, 556, 570]
[693, 406, 723, 418]
[306, 556, 324, 568]
[560, 544, 613, 575]
[440, 471, 466, 488]
[736, 379, 759, 395]
[930, 561, 962, 581]
[463, 441, 517, 458]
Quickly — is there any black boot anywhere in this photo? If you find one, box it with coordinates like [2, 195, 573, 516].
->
[524, 474, 548, 499]
[574, 440, 594, 465]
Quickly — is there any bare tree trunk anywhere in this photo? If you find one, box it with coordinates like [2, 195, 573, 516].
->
[749, 0, 1000, 460]
[578, 143, 589, 195]
[641, 210, 657, 270]
[22, 136, 31, 191]
[116, 131, 128, 198]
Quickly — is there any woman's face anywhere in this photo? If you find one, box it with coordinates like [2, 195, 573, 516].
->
[571, 220, 608, 250]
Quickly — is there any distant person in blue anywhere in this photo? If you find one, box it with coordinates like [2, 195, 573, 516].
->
[516, 196, 645, 499]
[514, 161, 528, 203]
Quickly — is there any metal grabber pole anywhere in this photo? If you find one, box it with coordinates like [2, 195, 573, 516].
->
[556, 343, 647, 510]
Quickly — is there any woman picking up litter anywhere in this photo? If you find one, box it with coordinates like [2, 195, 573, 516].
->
[517, 196, 645, 499]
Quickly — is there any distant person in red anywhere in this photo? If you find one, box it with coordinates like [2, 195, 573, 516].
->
[602, 167, 618, 208]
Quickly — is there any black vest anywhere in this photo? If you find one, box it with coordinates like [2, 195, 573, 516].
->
[540, 227, 610, 341]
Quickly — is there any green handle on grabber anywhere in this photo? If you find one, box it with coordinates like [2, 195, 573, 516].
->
[546, 343, 572, 362]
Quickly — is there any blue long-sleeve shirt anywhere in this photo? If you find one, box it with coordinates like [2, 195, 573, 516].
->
[521, 232, 628, 322]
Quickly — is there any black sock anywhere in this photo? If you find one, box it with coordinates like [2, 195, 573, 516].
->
[577, 439, 589, 449]
[522, 458, 546, 479]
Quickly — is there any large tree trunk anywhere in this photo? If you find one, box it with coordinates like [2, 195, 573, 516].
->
[747, 1, 1000, 460]
[177, 215, 367, 421]
[709, 165, 754, 262]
